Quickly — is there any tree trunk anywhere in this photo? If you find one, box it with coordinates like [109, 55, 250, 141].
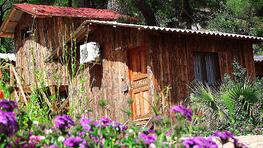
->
[181, 0, 194, 29]
[78, 0, 94, 8]
[133, 0, 157, 26]
[68, 0, 72, 7]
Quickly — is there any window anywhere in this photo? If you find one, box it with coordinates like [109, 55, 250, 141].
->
[193, 52, 220, 85]
[21, 27, 31, 39]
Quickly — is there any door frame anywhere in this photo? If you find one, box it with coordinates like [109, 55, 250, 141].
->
[127, 45, 151, 120]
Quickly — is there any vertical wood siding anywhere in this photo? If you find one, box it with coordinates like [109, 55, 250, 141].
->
[15, 17, 256, 121]
[70, 26, 256, 122]
[14, 14, 85, 87]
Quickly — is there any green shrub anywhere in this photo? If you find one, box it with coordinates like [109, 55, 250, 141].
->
[190, 61, 263, 135]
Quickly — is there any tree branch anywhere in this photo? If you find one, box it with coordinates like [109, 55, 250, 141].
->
[1, 0, 9, 8]
[1, 0, 8, 6]
[133, 0, 157, 26]
[3, 6, 11, 14]
[68, 0, 72, 7]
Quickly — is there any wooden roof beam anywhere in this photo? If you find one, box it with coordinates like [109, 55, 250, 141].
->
[0, 32, 14, 38]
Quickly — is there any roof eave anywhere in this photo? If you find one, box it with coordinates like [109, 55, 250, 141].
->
[82, 20, 263, 42]
[0, 6, 24, 38]
[0, 32, 14, 38]
[0, 6, 15, 38]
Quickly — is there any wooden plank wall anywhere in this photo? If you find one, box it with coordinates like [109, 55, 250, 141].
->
[12, 13, 255, 122]
[186, 36, 255, 81]
[69, 26, 146, 122]
[14, 14, 85, 88]
[70, 25, 256, 122]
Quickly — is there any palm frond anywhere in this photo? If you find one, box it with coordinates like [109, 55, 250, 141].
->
[191, 82, 219, 112]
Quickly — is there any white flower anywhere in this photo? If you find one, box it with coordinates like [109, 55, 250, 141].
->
[149, 143, 156, 148]
[128, 129, 134, 133]
[33, 121, 39, 125]
[58, 136, 65, 142]
[44, 129, 53, 135]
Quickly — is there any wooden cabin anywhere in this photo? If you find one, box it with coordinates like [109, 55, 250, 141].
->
[254, 55, 263, 77]
[0, 4, 262, 123]
[61, 20, 263, 122]
[0, 4, 132, 97]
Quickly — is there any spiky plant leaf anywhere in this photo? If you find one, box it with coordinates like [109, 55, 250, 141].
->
[220, 89, 235, 122]
[191, 82, 219, 112]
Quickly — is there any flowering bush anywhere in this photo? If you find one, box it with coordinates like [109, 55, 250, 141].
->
[0, 100, 18, 138]
[0, 109, 18, 136]
[182, 137, 217, 148]
[0, 99, 17, 112]
[53, 115, 75, 131]
[170, 105, 193, 121]
[0, 98, 248, 148]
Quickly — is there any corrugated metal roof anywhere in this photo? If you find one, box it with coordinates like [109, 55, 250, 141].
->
[84, 20, 263, 42]
[0, 4, 135, 38]
[254, 55, 263, 62]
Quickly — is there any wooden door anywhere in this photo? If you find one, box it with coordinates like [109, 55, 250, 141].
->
[128, 46, 151, 120]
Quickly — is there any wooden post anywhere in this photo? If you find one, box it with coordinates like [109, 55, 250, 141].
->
[13, 89, 20, 103]
[10, 66, 28, 104]
[9, 65, 14, 86]
[50, 85, 56, 97]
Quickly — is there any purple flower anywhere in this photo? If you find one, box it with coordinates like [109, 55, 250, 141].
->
[80, 116, 92, 131]
[0, 110, 18, 136]
[89, 135, 105, 146]
[111, 121, 128, 131]
[146, 129, 155, 134]
[99, 117, 112, 126]
[153, 115, 162, 122]
[234, 142, 248, 148]
[183, 137, 218, 148]
[78, 131, 86, 137]
[49, 145, 59, 148]
[139, 133, 157, 145]
[213, 131, 247, 148]
[170, 105, 193, 121]
[90, 135, 99, 143]
[53, 115, 74, 130]
[93, 117, 113, 127]
[212, 131, 236, 144]
[165, 130, 172, 137]
[93, 121, 101, 127]
[0, 99, 17, 112]
[64, 137, 84, 147]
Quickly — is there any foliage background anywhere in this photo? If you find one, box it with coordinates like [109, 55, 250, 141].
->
[0, 0, 262, 53]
